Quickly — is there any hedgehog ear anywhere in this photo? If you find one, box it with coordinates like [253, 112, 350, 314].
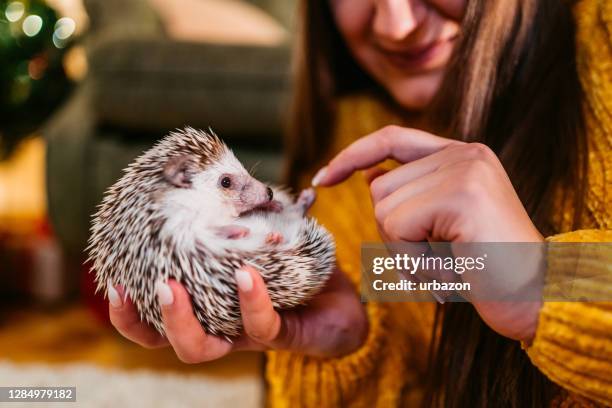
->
[163, 155, 193, 188]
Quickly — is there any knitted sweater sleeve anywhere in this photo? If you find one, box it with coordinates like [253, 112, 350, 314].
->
[525, 0, 612, 404]
[526, 231, 612, 406]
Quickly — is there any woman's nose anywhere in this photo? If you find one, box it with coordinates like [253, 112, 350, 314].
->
[373, 0, 425, 43]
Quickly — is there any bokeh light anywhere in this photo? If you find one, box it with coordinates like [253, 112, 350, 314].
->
[52, 32, 63, 48]
[54, 17, 74, 39]
[22, 14, 43, 37]
[1, 0, 75, 159]
[5, 1, 25, 22]
[52, 17, 75, 48]
[28, 55, 48, 80]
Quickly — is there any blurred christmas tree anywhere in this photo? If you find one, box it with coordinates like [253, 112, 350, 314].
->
[0, 0, 74, 159]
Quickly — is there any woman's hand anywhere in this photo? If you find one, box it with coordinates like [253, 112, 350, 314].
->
[313, 126, 545, 343]
[108, 266, 367, 363]
[313, 126, 542, 243]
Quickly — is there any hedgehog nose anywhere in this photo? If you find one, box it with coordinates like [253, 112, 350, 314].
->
[266, 187, 274, 201]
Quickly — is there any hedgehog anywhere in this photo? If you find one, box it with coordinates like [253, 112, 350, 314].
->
[87, 127, 335, 339]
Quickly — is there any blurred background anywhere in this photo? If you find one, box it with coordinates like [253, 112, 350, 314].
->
[0, 0, 295, 405]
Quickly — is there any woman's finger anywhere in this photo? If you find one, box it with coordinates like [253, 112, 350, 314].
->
[230, 334, 269, 352]
[108, 285, 169, 349]
[382, 190, 447, 242]
[314, 126, 460, 186]
[369, 143, 472, 203]
[158, 280, 234, 363]
[235, 265, 283, 346]
[374, 165, 454, 221]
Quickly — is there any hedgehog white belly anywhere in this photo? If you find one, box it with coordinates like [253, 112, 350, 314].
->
[137, 206, 334, 340]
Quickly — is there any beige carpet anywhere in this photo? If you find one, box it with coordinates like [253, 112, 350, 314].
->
[0, 306, 264, 407]
[0, 360, 263, 407]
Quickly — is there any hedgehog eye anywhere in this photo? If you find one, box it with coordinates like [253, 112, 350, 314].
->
[220, 176, 232, 189]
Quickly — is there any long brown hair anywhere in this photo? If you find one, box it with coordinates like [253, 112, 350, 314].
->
[287, 0, 587, 406]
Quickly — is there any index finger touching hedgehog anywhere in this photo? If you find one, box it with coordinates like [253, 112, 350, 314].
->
[87, 127, 336, 340]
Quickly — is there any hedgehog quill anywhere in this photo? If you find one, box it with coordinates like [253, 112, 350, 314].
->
[87, 127, 335, 339]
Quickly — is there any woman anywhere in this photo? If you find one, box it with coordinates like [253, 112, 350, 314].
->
[108, 0, 612, 406]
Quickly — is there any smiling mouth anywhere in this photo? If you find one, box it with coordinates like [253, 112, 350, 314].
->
[380, 35, 458, 71]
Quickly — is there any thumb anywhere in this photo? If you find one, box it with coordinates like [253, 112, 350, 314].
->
[235, 265, 283, 345]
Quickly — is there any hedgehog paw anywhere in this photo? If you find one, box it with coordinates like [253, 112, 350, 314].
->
[297, 188, 316, 215]
[265, 231, 283, 245]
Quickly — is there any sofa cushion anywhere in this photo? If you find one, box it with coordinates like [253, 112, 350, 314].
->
[88, 39, 289, 144]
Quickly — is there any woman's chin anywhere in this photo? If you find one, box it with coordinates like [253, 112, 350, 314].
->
[385, 71, 445, 112]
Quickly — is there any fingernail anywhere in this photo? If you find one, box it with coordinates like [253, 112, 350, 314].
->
[156, 280, 174, 306]
[235, 267, 253, 292]
[311, 166, 328, 187]
[108, 280, 122, 308]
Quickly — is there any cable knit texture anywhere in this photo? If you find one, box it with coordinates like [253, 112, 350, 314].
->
[525, 1, 612, 405]
[266, 0, 611, 405]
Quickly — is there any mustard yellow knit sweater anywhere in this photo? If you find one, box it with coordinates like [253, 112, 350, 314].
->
[266, 0, 612, 406]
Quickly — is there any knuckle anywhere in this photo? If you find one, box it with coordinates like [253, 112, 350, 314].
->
[446, 162, 488, 203]
[378, 125, 400, 148]
[453, 159, 488, 185]
[456, 176, 486, 202]
[244, 309, 279, 342]
[369, 177, 387, 202]
[374, 201, 389, 224]
[380, 124, 401, 135]
[463, 179, 484, 198]
[464, 143, 495, 161]
[382, 216, 399, 240]
[465, 158, 489, 176]
[247, 324, 276, 343]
